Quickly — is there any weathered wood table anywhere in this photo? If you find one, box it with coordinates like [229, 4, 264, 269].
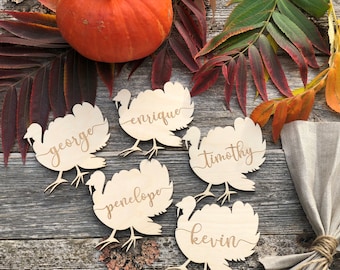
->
[1, 1, 340, 269]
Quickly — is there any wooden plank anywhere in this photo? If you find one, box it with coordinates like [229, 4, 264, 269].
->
[0, 0, 340, 269]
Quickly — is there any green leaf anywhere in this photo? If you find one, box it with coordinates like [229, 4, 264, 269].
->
[224, 0, 276, 30]
[214, 30, 259, 55]
[289, 0, 328, 18]
[272, 11, 318, 68]
[197, 23, 264, 57]
[277, 0, 329, 53]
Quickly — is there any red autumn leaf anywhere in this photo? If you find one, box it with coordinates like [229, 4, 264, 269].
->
[193, 54, 232, 81]
[152, 46, 172, 89]
[248, 44, 268, 101]
[0, 46, 57, 57]
[222, 59, 237, 110]
[175, 3, 204, 49]
[17, 77, 32, 163]
[235, 53, 248, 115]
[169, 34, 199, 72]
[0, 69, 25, 80]
[1, 87, 17, 166]
[250, 100, 278, 127]
[258, 34, 293, 97]
[96, 62, 115, 98]
[49, 55, 66, 118]
[266, 22, 308, 86]
[30, 65, 50, 129]
[127, 58, 146, 80]
[174, 20, 200, 59]
[181, 0, 207, 44]
[0, 20, 65, 44]
[64, 50, 82, 112]
[191, 67, 220, 96]
[0, 35, 67, 48]
[0, 56, 40, 69]
[272, 101, 288, 143]
[3, 11, 57, 27]
[77, 54, 97, 105]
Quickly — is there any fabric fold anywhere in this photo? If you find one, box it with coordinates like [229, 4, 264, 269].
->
[260, 120, 340, 270]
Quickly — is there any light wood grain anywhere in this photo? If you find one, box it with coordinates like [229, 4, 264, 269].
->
[1, 0, 340, 269]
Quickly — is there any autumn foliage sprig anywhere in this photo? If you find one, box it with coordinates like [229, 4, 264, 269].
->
[251, 1, 340, 142]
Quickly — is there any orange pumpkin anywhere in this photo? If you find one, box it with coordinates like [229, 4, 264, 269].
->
[56, 0, 173, 63]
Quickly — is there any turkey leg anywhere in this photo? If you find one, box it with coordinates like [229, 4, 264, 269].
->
[44, 171, 68, 193]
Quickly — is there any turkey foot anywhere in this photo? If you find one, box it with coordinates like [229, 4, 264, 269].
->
[145, 139, 164, 159]
[44, 171, 68, 193]
[217, 184, 237, 205]
[194, 184, 215, 203]
[122, 228, 142, 251]
[70, 166, 89, 187]
[119, 140, 142, 157]
[96, 230, 120, 250]
[166, 259, 190, 270]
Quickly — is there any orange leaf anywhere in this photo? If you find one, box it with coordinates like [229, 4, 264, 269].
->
[250, 100, 277, 127]
[272, 101, 288, 143]
[285, 95, 302, 123]
[325, 67, 340, 112]
[297, 90, 316, 120]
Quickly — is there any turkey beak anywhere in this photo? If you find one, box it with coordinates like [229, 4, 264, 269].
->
[113, 99, 119, 109]
[183, 139, 188, 149]
[24, 133, 32, 146]
[85, 182, 93, 195]
[175, 202, 183, 217]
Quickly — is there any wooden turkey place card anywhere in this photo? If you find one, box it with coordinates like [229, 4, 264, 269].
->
[183, 117, 266, 204]
[24, 102, 110, 193]
[113, 81, 194, 159]
[167, 196, 260, 270]
[86, 159, 174, 251]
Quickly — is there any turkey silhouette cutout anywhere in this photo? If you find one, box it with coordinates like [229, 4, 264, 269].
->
[167, 196, 260, 270]
[24, 102, 110, 193]
[113, 81, 194, 158]
[183, 117, 266, 204]
[86, 159, 173, 251]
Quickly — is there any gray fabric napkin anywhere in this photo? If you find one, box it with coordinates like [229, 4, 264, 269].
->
[259, 120, 340, 270]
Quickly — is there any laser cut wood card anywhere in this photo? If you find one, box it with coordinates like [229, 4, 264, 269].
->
[24, 102, 110, 193]
[183, 117, 266, 204]
[167, 196, 260, 270]
[86, 159, 174, 251]
[113, 81, 194, 159]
